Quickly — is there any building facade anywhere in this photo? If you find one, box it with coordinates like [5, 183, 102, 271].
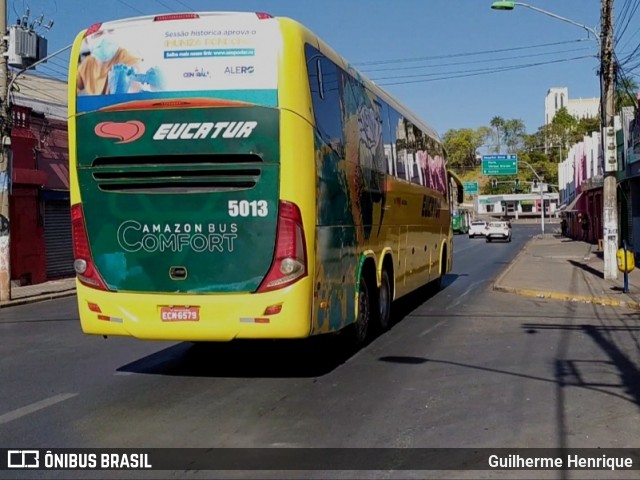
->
[475, 192, 559, 218]
[558, 130, 603, 242]
[545, 87, 599, 124]
[9, 74, 72, 286]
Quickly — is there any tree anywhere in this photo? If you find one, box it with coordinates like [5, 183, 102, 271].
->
[443, 127, 491, 170]
[490, 116, 504, 154]
[522, 130, 546, 154]
[545, 107, 578, 157]
[576, 116, 600, 136]
[616, 75, 638, 112]
[503, 118, 526, 153]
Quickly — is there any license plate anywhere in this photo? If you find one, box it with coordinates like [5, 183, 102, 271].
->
[160, 306, 200, 322]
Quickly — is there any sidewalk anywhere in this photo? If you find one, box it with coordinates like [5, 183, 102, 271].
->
[0, 277, 76, 308]
[2, 236, 640, 310]
[494, 234, 640, 309]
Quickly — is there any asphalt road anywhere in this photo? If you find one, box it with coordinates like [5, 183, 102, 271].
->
[2, 224, 640, 479]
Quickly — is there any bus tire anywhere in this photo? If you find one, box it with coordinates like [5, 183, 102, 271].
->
[350, 274, 372, 347]
[377, 269, 392, 332]
[433, 246, 447, 292]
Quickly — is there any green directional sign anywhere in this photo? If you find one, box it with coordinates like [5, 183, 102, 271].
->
[482, 155, 518, 175]
[463, 181, 478, 194]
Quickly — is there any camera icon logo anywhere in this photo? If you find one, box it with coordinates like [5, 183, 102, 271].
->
[7, 450, 39, 468]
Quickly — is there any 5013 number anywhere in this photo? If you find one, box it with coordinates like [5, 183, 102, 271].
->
[228, 200, 269, 217]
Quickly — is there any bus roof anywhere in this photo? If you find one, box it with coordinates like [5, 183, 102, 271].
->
[78, 11, 442, 145]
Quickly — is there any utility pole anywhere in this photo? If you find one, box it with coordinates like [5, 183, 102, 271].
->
[601, 0, 618, 280]
[0, 0, 9, 302]
[540, 183, 545, 235]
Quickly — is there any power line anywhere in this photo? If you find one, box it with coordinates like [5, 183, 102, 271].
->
[360, 46, 592, 74]
[153, 0, 177, 12]
[353, 39, 590, 66]
[376, 55, 593, 86]
[173, 0, 195, 11]
[116, 0, 145, 15]
[615, 0, 640, 47]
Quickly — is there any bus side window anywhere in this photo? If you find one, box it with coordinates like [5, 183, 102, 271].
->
[387, 108, 409, 181]
[409, 149, 423, 186]
[305, 44, 343, 156]
[396, 149, 408, 181]
[408, 124, 425, 186]
[381, 101, 395, 176]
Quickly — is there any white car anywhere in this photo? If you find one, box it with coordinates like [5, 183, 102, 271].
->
[468, 220, 488, 238]
[485, 221, 512, 243]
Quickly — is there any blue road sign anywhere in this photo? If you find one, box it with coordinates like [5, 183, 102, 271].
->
[463, 181, 478, 194]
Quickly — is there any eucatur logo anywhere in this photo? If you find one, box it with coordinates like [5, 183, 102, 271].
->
[94, 121, 145, 144]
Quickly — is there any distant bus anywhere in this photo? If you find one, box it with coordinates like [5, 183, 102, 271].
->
[68, 11, 463, 345]
[452, 208, 471, 234]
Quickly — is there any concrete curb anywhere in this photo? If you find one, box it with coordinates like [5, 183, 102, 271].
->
[492, 236, 533, 289]
[492, 284, 640, 310]
[0, 289, 76, 308]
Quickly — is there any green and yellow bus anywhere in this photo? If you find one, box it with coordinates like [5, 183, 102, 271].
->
[452, 208, 471, 234]
[69, 11, 462, 345]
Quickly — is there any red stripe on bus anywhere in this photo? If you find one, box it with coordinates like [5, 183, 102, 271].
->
[99, 98, 253, 112]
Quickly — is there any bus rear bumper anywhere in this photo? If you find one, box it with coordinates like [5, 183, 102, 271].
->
[75, 279, 313, 341]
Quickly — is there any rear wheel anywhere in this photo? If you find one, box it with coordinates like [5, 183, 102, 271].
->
[377, 269, 392, 332]
[432, 248, 447, 292]
[350, 275, 371, 346]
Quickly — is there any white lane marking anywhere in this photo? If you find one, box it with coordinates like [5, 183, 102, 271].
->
[445, 280, 488, 311]
[419, 319, 446, 337]
[0, 393, 78, 425]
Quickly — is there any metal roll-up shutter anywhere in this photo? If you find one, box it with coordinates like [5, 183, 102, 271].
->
[45, 200, 75, 278]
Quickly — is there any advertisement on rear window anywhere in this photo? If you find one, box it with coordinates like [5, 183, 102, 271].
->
[75, 14, 281, 112]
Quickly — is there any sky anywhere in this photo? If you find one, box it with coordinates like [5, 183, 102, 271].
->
[21, 0, 640, 137]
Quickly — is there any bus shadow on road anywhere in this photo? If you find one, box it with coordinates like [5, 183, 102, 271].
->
[116, 276, 460, 379]
[116, 335, 356, 378]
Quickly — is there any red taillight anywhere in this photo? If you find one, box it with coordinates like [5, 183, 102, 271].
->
[83, 23, 102, 38]
[256, 12, 273, 19]
[154, 13, 200, 21]
[71, 204, 109, 291]
[257, 201, 307, 293]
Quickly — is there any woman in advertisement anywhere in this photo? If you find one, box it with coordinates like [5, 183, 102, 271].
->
[77, 28, 163, 95]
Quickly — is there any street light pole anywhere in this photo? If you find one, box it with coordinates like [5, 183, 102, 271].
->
[491, 0, 618, 279]
[491, 1, 600, 40]
[520, 160, 545, 235]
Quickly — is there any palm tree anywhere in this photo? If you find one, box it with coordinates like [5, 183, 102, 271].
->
[490, 116, 504, 154]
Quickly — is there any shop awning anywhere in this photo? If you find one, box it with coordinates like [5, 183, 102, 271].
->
[559, 192, 583, 212]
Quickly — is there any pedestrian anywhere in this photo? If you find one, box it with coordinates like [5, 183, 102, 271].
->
[561, 217, 567, 236]
[581, 213, 589, 241]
